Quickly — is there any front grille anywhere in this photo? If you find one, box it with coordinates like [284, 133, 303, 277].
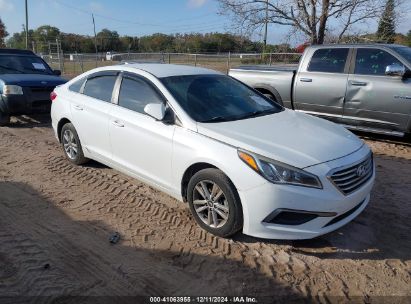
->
[29, 86, 54, 93]
[329, 153, 373, 195]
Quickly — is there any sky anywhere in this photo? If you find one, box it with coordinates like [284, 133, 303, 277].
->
[1, 0, 411, 46]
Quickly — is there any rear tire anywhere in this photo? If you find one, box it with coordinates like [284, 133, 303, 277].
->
[263, 93, 283, 106]
[61, 123, 88, 165]
[0, 111, 10, 126]
[187, 168, 243, 238]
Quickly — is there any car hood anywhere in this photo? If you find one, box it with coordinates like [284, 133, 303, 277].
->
[196, 109, 363, 168]
[0, 74, 67, 87]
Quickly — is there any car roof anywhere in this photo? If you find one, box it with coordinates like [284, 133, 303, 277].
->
[0, 48, 36, 55]
[115, 63, 222, 78]
[307, 43, 406, 50]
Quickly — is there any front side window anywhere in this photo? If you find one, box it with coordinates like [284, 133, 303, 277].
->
[118, 76, 163, 114]
[390, 46, 411, 64]
[160, 74, 282, 123]
[83, 75, 117, 102]
[308, 48, 349, 73]
[355, 48, 403, 76]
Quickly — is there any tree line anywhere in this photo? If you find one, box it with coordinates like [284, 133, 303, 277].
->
[1, 0, 411, 53]
[2, 24, 293, 54]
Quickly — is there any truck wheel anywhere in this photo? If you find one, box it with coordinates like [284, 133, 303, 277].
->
[187, 168, 243, 238]
[61, 123, 88, 165]
[263, 93, 283, 106]
[0, 111, 10, 127]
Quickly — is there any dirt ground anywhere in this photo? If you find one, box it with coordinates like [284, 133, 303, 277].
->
[0, 114, 410, 303]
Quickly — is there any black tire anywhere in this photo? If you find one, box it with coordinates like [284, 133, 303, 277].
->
[263, 93, 284, 106]
[0, 111, 10, 127]
[60, 123, 88, 165]
[187, 168, 243, 238]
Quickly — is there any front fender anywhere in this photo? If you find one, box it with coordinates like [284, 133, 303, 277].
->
[172, 127, 267, 194]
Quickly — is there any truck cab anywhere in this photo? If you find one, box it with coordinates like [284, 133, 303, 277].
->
[230, 44, 411, 137]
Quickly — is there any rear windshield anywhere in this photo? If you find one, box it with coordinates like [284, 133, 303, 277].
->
[0, 55, 53, 75]
[160, 74, 283, 123]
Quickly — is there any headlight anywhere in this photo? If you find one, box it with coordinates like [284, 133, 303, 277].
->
[238, 150, 322, 189]
[2, 85, 23, 95]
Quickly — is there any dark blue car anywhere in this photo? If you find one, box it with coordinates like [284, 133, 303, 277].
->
[0, 49, 67, 126]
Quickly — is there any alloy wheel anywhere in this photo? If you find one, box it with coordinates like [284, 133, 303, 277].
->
[193, 180, 230, 228]
[62, 129, 78, 160]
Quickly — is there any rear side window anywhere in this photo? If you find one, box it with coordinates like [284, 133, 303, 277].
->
[69, 78, 85, 93]
[83, 75, 117, 102]
[308, 48, 349, 73]
[355, 48, 403, 76]
[118, 76, 163, 114]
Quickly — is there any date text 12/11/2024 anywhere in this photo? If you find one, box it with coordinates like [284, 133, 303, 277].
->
[149, 296, 258, 303]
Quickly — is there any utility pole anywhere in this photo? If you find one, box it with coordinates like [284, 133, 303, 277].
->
[92, 14, 98, 67]
[25, 0, 29, 49]
[263, 0, 268, 52]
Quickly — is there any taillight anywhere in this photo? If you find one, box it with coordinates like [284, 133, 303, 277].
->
[50, 91, 57, 101]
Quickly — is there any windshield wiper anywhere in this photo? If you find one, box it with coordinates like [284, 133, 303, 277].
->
[24, 67, 52, 74]
[237, 109, 277, 120]
[200, 116, 230, 123]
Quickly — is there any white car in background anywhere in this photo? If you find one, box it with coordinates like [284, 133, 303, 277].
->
[51, 64, 375, 240]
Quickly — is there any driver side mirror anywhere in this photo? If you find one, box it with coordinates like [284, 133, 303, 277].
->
[385, 64, 406, 77]
[144, 103, 166, 121]
[53, 69, 61, 76]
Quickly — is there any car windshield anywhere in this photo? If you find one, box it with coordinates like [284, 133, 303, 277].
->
[391, 47, 411, 64]
[161, 74, 283, 123]
[0, 55, 53, 75]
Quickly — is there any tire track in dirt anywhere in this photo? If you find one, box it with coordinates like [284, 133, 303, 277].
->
[0, 128, 293, 297]
[1, 123, 411, 299]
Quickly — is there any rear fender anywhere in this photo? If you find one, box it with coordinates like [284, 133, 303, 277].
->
[254, 84, 283, 103]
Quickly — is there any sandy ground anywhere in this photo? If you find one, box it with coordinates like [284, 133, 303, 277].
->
[0, 114, 410, 303]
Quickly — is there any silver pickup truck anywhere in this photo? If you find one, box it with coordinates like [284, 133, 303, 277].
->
[229, 44, 411, 137]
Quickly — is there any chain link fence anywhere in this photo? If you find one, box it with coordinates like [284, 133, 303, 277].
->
[41, 51, 302, 78]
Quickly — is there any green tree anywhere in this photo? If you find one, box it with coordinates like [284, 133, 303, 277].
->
[377, 0, 396, 43]
[407, 30, 411, 47]
[33, 25, 61, 52]
[0, 17, 8, 47]
[96, 29, 121, 52]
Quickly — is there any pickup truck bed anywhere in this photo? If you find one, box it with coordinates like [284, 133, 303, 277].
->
[230, 65, 297, 109]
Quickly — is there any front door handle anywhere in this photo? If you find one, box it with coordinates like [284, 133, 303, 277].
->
[350, 81, 367, 86]
[300, 78, 312, 82]
[112, 120, 124, 127]
[73, 105, 83, 111]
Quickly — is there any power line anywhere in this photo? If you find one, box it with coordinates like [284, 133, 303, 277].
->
[53, 0, 220, 28]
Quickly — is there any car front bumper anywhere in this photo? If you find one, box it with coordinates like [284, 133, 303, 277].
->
[238, 144, 375, 240]
[1, 86, 55, 115]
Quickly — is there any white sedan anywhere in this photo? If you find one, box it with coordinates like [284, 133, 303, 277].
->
[51, 64, 375, 240]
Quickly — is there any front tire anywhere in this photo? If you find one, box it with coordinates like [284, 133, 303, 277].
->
[187, 168, 243, 238]
[0, 111, 10, 126]
[61, 123, 88, 165]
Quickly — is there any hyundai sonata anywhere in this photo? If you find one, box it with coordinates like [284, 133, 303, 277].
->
[51, 64, 375, 239]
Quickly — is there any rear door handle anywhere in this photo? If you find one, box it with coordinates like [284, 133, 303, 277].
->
[350, 81, 367, 86]
[73, 105, 83, 111]
[112, 120, 124, 127]
[300, 78, 312, 82]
